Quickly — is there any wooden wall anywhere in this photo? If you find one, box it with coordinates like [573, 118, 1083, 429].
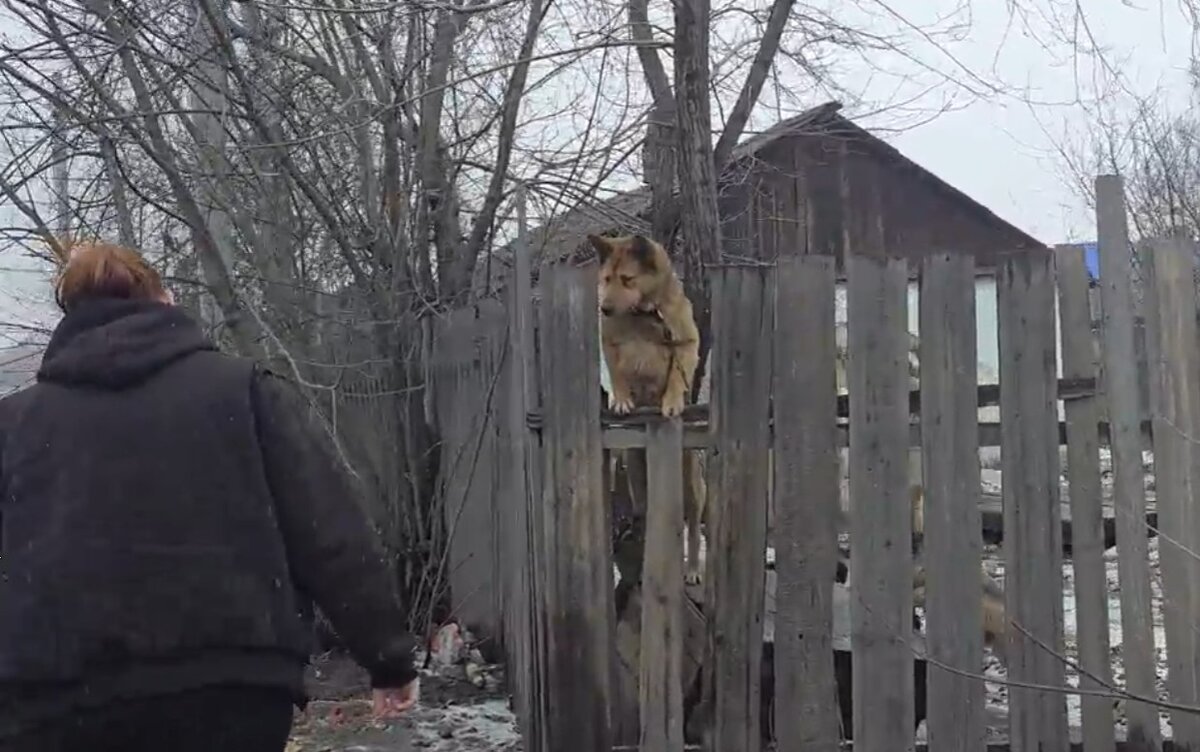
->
[718, 131, 1044, 273]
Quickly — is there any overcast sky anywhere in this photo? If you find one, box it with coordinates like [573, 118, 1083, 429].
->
[877, 0, 1195, 245]
[0, 1, 1192, 338]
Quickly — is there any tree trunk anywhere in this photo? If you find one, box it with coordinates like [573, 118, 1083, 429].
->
[189, 0, 239, 334]
[672, 0, 723, 401]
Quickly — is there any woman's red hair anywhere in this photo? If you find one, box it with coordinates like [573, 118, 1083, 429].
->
[53, 240, 168, 313]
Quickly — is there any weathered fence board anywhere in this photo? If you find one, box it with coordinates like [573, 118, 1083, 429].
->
[919, 251, 985, 751]
[1056, 244, 1116, 752]
[847, 253, 914, 752]
[501, 196, 544, 751]
[478, 193, 1186, 750]
[997, 248, 1069, 752]
[479, 300, 506, 636]
[1095, 174, 1161, 750]
[639, 418, 685, 752]
[705, 265, 773, 752]
[537, 263, 614, 752]
[772, 255, 840, 752]
[1146, 235, 1200, 746]
[434, 303, 502, 637]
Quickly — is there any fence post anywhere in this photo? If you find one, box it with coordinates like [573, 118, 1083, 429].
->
[538, 262, 613, 752]
[502, 185, 546, 752]
[772, 254, 839, 752]
[706, 264, 773, 752]
[1056, 244, 1117, 752]
[639, 418, 685, 751]
[919, 251, 985, 751]
[1095, 174, 1161, 750]
[1146, 234, 1200, 745]
[846, 253, 914, 752]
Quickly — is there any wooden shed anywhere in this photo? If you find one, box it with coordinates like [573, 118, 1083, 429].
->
[476, 100, 1046, 295]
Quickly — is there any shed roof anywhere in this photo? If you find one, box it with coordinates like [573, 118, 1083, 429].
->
[734, 102, 1044, 250]
[476, 101, 1045, 294]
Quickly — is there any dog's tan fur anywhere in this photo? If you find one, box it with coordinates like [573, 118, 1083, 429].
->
[590, 233, 706, 584]
[591, 233, 700, 417]
[909, 485, 1007, 662]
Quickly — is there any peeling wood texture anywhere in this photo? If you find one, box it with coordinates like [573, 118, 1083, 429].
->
[772, 255, 840, 752]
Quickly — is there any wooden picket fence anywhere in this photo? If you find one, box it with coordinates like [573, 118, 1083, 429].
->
[427, 174, 1200, 751]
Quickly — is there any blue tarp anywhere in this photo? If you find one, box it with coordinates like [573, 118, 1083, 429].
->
[1082, 242, 1099, 279]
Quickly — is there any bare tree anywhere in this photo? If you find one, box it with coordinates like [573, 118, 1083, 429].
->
[0, 0, 1095, 638]
[0, 0, 561, 630]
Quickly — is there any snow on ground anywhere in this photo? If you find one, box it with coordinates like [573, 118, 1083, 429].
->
[288, 650, 521, 751]
[940, 445, 1172, 741]
[779, 443, 1173, 743]
[973, 534, 1170, 742]
[437, 445, 1175, 749]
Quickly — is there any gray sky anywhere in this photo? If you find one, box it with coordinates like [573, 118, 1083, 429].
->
[877, 0, 1195, 244]
[0, 0, 1192, 335]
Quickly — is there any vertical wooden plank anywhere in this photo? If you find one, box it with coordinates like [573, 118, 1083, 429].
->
[772, 255, 840, 752]
[1056, 245, 1117, 752]
[919, 251, 985, 752]
[443, 307, 494, 631]
[538, 263, 612, 752]
[481, 299, 507, 642]
[1095, 174, 1160, 751]
[1145, 235, 1200, 746]
[499, 308, 528, 725]
[464, 301, 505, 638]
[504, 191, 541, 750]
[706, 265, 772, 752]
[847, 253, 913, 752]
[997, 248, 1068, 752]
[639, 419, 685, 752]
[494, 313, 513, 657]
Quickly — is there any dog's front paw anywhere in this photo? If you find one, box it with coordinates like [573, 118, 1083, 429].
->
[660, 392, 685, 418]
[610, 394, 635, 415]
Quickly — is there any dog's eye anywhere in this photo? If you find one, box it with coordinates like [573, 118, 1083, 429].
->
[620, 275, 634, 286]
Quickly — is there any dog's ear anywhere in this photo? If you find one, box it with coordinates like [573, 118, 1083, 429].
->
[630, 235, 657, 270]
[587, 234, 614, 263]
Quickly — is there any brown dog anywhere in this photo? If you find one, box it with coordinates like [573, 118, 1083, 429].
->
[590, 233, 707, 584]
[909, 485, 1007, 664]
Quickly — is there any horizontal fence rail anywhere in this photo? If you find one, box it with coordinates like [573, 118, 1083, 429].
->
[435, 174, 1185, 752]
[523, 381, 1153, 450]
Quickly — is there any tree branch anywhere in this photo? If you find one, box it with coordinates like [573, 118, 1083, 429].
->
[711, 0, 796, 170]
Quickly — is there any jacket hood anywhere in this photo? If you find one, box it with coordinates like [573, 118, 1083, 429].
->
[38, 298, 216, 389]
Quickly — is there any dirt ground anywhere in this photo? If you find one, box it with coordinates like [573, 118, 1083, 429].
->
[286, 652, 520, 752]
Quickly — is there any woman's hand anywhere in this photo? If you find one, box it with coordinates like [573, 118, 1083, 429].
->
[372, 678, 420, 718]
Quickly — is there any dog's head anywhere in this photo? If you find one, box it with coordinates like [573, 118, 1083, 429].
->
[588, 233, 669, 317]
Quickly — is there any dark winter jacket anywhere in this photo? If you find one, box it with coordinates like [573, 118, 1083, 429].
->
[0, 298, 416, 736]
